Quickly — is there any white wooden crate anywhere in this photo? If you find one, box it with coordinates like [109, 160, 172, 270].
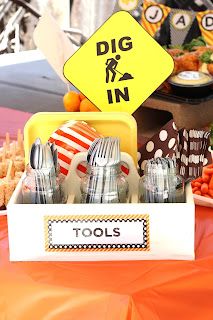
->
[7, 152, 195, 261]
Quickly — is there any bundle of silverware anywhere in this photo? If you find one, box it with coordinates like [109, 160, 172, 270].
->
[81, 137, 129, 204]
[22, 138, 66, 204]
[139, 157, 185, 203]
[177, 129, 211, 180]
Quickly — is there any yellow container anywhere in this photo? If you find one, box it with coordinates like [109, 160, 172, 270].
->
[7, 112, 194, 262]
[24, 112, 138, 165]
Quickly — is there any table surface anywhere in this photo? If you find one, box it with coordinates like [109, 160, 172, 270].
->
[0, 51, 68, 113]
[0, 205, 213, 320]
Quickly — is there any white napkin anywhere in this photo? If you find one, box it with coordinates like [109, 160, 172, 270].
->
[33, 10, 75, 83]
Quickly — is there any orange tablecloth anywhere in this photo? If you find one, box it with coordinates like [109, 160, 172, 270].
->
[0, 206, 213, 320]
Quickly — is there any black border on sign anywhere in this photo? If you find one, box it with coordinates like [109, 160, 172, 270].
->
[47, 218, 148, 250]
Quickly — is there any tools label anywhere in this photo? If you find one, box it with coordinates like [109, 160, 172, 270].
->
[44, 214, 149, 252]
[63, 11, 174, 114]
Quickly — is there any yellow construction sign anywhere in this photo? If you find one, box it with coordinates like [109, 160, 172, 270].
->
[64, 11, 174, 114]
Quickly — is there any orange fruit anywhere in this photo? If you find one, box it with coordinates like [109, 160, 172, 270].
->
[80, 98, 100, 112]
[79, 92, 86, 101]
[63, 91, 80, 112]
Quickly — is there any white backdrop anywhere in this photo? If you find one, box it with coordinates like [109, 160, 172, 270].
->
[71, 0, 116, 38]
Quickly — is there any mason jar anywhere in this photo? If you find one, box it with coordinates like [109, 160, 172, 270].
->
[139, 164, 185, 203]
[22, 165, 67, 204]
[80, 163, 129, 204]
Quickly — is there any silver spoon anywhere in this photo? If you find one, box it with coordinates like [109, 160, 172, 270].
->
[87, 138, 101, 164]
[30, 143, 36, 169]
[35, 138, 42, 145]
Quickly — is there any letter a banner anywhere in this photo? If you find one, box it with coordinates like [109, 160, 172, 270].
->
[169, 9, 196, 46]
[196, 10, 213, 45]
[141, 0, 171, 37]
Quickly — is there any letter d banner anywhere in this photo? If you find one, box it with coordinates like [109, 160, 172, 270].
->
[196, 10, 213, 45]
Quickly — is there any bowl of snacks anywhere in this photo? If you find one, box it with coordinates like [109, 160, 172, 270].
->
[163, 37, 213, 99]
[192, 164, 213, 208]
[0, 131, 25, 213]
[168, 71, 213, 98]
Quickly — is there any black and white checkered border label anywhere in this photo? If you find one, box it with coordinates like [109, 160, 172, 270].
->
[47, 218, 148, 250]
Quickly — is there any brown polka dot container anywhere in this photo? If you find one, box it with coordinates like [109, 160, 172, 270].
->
[138, 120, 178, 176]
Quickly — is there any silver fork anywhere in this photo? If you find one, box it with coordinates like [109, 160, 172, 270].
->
[110, 138, 121, 203]
[85, 139, 101, 203]
[86, 138, 104, 203]
[93, 138, 111, 203]
[101, 138, 115, 203]
[103, 138, 120, 203]
[87, 138, 100, 165]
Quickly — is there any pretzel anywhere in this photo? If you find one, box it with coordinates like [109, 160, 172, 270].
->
[0, 130, 25, 209]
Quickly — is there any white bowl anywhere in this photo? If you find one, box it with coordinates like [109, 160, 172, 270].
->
[193, 194, 213, 208]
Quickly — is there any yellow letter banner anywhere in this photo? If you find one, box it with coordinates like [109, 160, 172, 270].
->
[141, 0, 171, 37]
[196, 10, 213, 45]
[141, 0, 213, 46]
[169, 9, 196, 46]
[115, 0, 142, 12]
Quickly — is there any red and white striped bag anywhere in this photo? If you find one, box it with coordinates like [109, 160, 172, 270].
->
[49, 121, 102, 176]
[49, 120, 129, 177]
